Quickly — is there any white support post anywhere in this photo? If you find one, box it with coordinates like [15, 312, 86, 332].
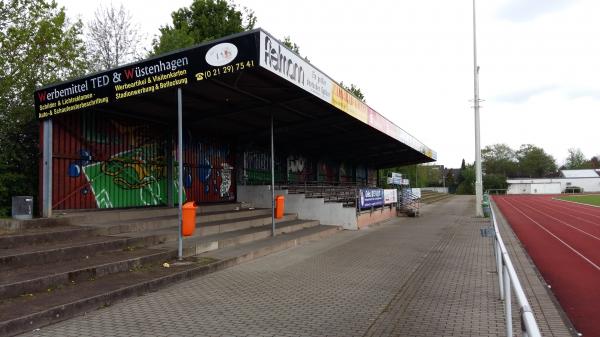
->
[504, 264, 512, 337]
[473, 0, 484, 217]
[496, 239, 504, 300]
[42, 119, 53, 218]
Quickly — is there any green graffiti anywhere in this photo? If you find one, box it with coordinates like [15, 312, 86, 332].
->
[83, 145, 182, 208]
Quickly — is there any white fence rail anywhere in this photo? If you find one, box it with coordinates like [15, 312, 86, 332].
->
[490, 204, 542, 337]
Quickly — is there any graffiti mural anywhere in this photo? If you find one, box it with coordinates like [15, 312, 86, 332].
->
[287, 155, 312, 182]
[367, 168, 378, 187]
[317, 160, 338, 183]
[339, 162, 353, 182]
[51, 112, 234, 210]
[240, 150, 285, 184]
[183, 139, 235, 202]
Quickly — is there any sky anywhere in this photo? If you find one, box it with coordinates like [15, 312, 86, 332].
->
[57, 0, 600, 168]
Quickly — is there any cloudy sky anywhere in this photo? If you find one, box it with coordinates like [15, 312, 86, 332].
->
[58, 0, 599, 168]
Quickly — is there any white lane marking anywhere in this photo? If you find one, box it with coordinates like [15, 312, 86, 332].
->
[517, 200, 600, 241]
[544, 198, 600, 219]
[502, 198, 600, 272]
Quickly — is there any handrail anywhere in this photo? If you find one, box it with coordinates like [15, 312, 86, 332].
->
[490, 203, 542, 337]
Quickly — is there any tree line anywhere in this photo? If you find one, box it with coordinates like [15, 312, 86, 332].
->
[379, 144, 598, 195]
[450, 144, 598, 194]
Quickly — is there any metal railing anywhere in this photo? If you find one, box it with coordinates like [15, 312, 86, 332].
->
[490, 204, 542, 337]
[278, 181, 361, 208]
[397, 188, 420, 216]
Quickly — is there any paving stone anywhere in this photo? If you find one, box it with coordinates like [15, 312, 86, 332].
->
[23, 196, 571, 337]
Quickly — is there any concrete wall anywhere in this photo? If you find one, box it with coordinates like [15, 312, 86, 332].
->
[237, 185, 358, 230]
[357, 206, 396, 229]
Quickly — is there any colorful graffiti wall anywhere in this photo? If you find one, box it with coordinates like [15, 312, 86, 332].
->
[51, 112, 235, 210]
[286, 155, 313, 183]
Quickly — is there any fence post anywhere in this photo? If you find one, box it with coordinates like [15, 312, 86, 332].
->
[496, 238, 504, 300]
[504, 264, 512, 337]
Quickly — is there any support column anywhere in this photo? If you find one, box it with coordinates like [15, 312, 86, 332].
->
[473, 0, 484, 217]
[177, 88, 184, 260]
[166, 135, 174, 208]
[42, 119, 53, 218]
[270, 111, 276, 237]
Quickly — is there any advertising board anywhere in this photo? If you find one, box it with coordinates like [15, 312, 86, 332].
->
[359, 188, 384, 209]
[384, 189, 398, 204]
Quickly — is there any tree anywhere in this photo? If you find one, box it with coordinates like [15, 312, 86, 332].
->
[283, 36, 300, 54]
[483, 173, 508, 191]
[0, 0, 88, 216]
[564, 148, 588, 169]
[86, 4, 143, 72]
[340, 82, 365, 102]
[516, 144, 557, 178]
[481, 143, 517, 177]
[456, 164, 475, 194]
[152, 0, 257, 55]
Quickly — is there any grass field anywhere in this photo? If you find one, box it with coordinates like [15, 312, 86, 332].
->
[556, 194, 600, 206]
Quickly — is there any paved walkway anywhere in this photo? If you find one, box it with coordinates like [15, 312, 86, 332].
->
[24, 196, 570, 337]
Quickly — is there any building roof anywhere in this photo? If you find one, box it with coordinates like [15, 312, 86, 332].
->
[560, 169, 600, 178]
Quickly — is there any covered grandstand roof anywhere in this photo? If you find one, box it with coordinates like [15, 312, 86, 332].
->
[34, 28, 436, 168]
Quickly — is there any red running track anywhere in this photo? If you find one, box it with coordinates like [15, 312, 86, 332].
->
[494, 195, 600, 337]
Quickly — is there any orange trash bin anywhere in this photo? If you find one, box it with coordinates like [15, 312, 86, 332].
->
[275, 195, 285, 219]
[182, 201, 197, 236]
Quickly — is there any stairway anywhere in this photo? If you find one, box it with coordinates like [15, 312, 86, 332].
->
[0, 204, 339, 336]
[420, 190, 453, 204]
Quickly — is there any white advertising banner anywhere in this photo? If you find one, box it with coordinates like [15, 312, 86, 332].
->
[259, 32, 332, 103]
[384, 189, 398, 204]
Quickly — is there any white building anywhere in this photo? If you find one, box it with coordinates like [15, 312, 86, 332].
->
[506, 169, 600, 194]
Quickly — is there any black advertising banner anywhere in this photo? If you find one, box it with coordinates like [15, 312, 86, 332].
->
[34, 31, 259, 119]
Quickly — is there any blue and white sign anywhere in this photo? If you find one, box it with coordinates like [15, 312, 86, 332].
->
[359, 188, 384, 209]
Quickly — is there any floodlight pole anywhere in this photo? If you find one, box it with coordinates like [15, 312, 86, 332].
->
[177, 88, 184, 260]
[270, 111, 276, 237]
[473, 0, 484, 217]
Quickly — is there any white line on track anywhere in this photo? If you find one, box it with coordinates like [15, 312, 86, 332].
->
[516, 200, 600, 241]
[531, 199, 600, 227]
[502, 198, 600, 272]
[542, 198, 600, 220]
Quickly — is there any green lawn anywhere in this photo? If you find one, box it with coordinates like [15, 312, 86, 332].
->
[556, 194, 600, 206]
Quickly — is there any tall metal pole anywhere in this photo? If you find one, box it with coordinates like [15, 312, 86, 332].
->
[42, 119, 53, 218]
[270, 111, 276, 236]
[473, 0, 484, 217]
[177, 88, 184, 259]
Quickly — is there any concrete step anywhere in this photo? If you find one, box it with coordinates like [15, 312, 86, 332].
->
[0, 248, 175, 300]
[174, 219, 321, 256]
[57, 202, 250, 226]
[0, 235, 149, 271]
[199, 224, 340, 262]
[83, 208, 272, 235]
[0, 224, 338, 337]
[421, 194, 453, 204]
[0, 218, 68, 233]
[0, 226, 96, 249]
[107, 213, 297, 248]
